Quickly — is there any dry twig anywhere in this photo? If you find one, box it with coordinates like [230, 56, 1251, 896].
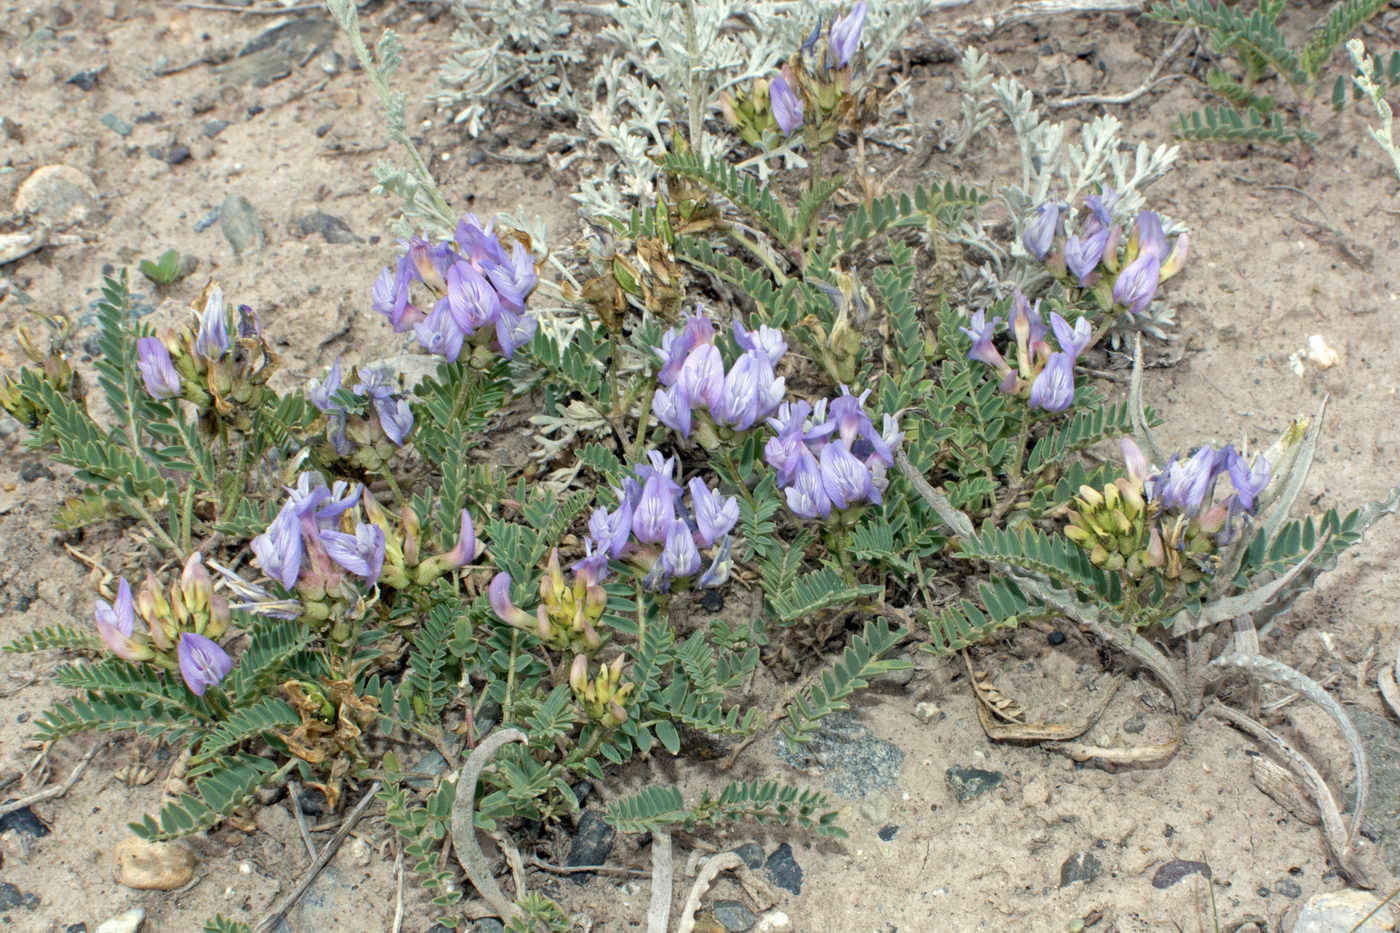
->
[647, 830, 673, 933]
[676, 853, 745, 933]
[0, 742, 104, 820]
[288, 780, 318, 861]
[450, 729, 527, 921]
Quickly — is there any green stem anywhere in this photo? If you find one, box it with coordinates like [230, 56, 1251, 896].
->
[131, 500, 180, 553]
[380, 468, 408, 510]
[727, 229, 790, 284]
[683, 0, 703, 147]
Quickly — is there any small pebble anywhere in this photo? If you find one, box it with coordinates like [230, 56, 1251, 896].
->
[0, 882, 38, 911]
[1124, 717, 1146, 734]
[113, 836, 198, 890]
[0, 803, 50, 837]
[162, 144, 191, 165]
[1047, 631, 1066, 646]
[314, 123, 332, 138]
[194, 207, 222, 233]
[914, 702, 943, 723]
[93, 908, 145, 933]
[134, 111, 161, 124]
[699, 589, 724, 612]
[753, 911, 791, 933]
[564, 811, 616, 883]
[712, 900, 757, 932]
[347, 836, 372, 868]
[877, 824, 898, 841]
[1275, 878, 1302, 898]
[1059, 851, 1103, 887]
[731, 843, 764, 870]
[100, 113, 132, 137]
[1151, 859, 1210, 890]
[247, 104, 264, 117]
[66, 67, 103, 90]
[765, 844, 803, 895]
[202, 120, 230, 139]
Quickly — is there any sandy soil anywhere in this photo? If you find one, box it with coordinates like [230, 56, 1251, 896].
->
[1, 0, 1398, 931]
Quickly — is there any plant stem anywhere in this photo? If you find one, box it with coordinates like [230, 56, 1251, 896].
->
[683, 0, 703, 148]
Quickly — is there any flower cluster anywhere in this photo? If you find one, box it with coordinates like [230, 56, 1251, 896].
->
[720, 2, 868, 144]
[590, 451, 737, 593]
[307, 360, 416, 461]
[251, 472, 481, 616]
[1023, 189, 1190, 314]
[135, 286, 277, 418]
[1066, 438, 1271, 581]
[490, 549, 608, 655]
[93, 554, 234, 696]
[652, 312, 787, 446]
[764, 387, 902, 520]
[959, 291, 1092, 413]
[372, 214, 539, 361]
[569, 654, 633, 728]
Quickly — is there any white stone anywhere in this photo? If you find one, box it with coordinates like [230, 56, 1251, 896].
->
[1295, 890, 1397, 932]
[754, 910, 792, 932]
[94, 908, 146, 933]
[13, 165, 99, 227]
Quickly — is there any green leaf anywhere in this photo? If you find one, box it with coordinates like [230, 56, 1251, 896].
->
[768, 566, 883, 625]
[782, 617, 908, 744]
[654, 720, 680, 755]
[1300, 0, 1389, 79]
[131, 753, 292, 841]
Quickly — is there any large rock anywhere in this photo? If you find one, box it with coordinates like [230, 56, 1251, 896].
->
[13, 165, 98, 228]
[113, 836, 197, 890]
[1295, 890, 1397, 932]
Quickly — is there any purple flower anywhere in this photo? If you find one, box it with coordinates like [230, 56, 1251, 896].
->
[959, 311, 1009, 373]
[1082, 186, 1120, 236]
[829, 387, 875, 449]
[1158, 446, 1224, 516]
[1064, 228, 1109, 286]
[194, 287, 229, 362]
[573, 539, 611, 586]
[485, 241, 538, 312]
[827, 0, 867, 67]
[1225, 447, 1271, 512]
[632, 471, 678, 545]
[1120, 438, 1151, 488]
[1134, 211, 1169, 262]
[414, 301, 466, 362]
[1028, 352, 1076, 412]
[95, 578, 147, 662]
[489, 573, 532, 627]
[764, 428, 807, 486]
[716, 351, 784, 431]
[493, 307, 537, 359]
[252, 501, 304, 589]
[677, 343, 725, 411]
[820, 441, 876, 509]
[853, 413, 902, 469]
[308, 359, 345, 413]
[178, 632, 233, 697]
[1009, 290, 1046, 350]
[652, 385, 692, 437]
[770, 73, 804, 136]
[1161, 233, 1191, 280]
[733, 320, 788, 365]
[660, 522, 702, 580]
[455, 214, 508, 268]
[1022, 202, 1066, 260]
[372, 255, 424, 332]
[655, 313, 716, 385]
[785, 450, 832, 520]
[1049, 312, 1092, 360]
[1112, 253, 1161, 314]
[446, 261, 501, 335]
[589, 503, 634, 559]
[136, 337, 181, 400]
[320, 523, 386, 586]
[448, 509, 482, 566]
[688, 477, 738, 548]
[354, 368, 414, 445]
[697, 535, 733, 589]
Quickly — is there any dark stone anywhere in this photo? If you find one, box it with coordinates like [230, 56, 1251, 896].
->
[565, 810, 615, 883]
[472, 921, 505, 933]
[368, 235, 381, 245]
[775, 709, 904, 798]
[699, 589, 724, 612]
[0, 882, 37, 910]
[295, 786, 328, 816]
[427, 926, 453, 933]
[1047, 631, 1066, 646]
[247, 105, 264, 117]
[0, 804, 48, 837]
[1274, 878, 1302, 898]
[134, 111, 161, 124]
[15, 713, 28, 724]
[66, 67, 103, 90]
[712, 900, 757, 932]
[570, 780, 592, 807]
[945, 766, 1004, 803]
[19, 461, 54, 483]
[877, 824, 898, 842]
[1123, 717, 1146, 734]
[162, 144, 192, 165]
[1059, 851, 1103, 888]
[732, 842, 764, 870]
[64, 925, 88, 933]
[315, 123, 332, 137]
[296, 212, 361, 244]
[194, 207, 222, 232]
[203, 119, 230, 139]
[1151, 859, 1211, 890]
[765, 843, 803, 895]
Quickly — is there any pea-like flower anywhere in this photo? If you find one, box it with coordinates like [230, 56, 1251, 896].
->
[413, 302, 466, 363]
[136, 337, 182, 400]
[688, 477, 739, 548]
[1028, 352, 1076, 412]
[1225, 446, 1271, 512]
[652, 312, 787, 442]
[194, 287, 230, 362]
[1064, 229, 1109, 286]
[177, 631, 233, 697]
[319, 523, 386, 587]
[660, 522, 702, 580]
[95, 578, 154, 662]
[1049, 312, 1093, 359]
[959, 311, 1010, 375]
[827, 0, 868, 68]
[1022, 202, 1066, 261]
[353, 367, 415, 446]
[1112, 253, 1160, 314]
[785, 450, 833, 520]
[252, 501, 304, 590]
[820, 442, 877, 509]
[770, 72, 805, 136]
[1156, 445, 1225, 516]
